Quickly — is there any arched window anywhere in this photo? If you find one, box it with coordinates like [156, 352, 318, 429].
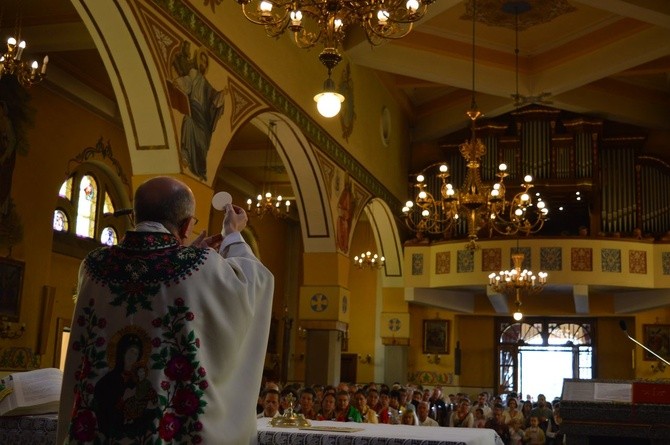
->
[53, 163, 130, 258]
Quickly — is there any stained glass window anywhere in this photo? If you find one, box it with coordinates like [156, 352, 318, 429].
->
[59, 177, 73, 200]
[103, 192, 114, 215]
[76, 175, 98, 238]
[53, 163, 129, 253]
[100, 227, 118, 246]
[53, 209, 69, 232]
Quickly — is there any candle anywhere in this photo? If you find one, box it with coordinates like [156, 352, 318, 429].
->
[16, 41, 26, 60]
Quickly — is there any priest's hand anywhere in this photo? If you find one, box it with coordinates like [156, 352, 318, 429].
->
[223, 204, 248, 236]
[190, 231, 223, 250]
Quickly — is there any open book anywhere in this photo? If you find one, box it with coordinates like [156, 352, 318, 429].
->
[0, 367, 63, 416]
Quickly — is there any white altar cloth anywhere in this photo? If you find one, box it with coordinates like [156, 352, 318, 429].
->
[257, 418, 504, 445]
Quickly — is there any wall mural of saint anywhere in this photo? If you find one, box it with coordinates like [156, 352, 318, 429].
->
[168, 41, 225, 182]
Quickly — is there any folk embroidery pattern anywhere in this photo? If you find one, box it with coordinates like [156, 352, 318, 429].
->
[69, 233, 210, 443]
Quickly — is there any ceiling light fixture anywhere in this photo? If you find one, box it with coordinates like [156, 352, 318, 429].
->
[246, 121, 292, 219]
[0, 26, 48, 88]
[235, 0, 434, 117]
[1, 7, 48, 88]
[402, 0, 548, 249]
[488, 245, 548, 321]
[353, 219, 385, 270]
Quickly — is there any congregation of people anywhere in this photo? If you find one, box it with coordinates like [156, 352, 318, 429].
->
[257, 381, 565, 445]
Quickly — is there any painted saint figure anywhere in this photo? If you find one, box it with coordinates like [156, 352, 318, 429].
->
[172, 46, 224, 181]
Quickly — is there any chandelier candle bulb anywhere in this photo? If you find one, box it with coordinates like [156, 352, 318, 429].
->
[16, 41, 26, 60]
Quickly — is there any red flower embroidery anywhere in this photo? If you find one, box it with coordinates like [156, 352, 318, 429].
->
[175, 298, 185, 307]
[165, 355, 193, 381]
[197, 367, 206, 377]
[152, 317, 163, 327]
[72, 409, 97, 442]
[161, 381, 170, 391]
[185, 312, 195, 321]
[152, 337, 161, 347]
[97, 318, 107, 329]
[173, 387, 199, 416]
[159, 413, 181, 441]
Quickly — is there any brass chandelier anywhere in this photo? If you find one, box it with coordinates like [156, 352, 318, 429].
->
[353, 250, 385, 269]
[353, 220, 385, 270]
[246, 121, 292, 219]
[488, 249, 548, 321]
[1, 29, 48, 87]
[401, 0, 547, 248]
[235, 0, 434, 117]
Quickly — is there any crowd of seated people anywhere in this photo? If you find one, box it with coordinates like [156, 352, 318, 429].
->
[256, 381, 565, 444]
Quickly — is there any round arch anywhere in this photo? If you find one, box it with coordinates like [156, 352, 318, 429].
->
[246, 112, 336, 253]
[364, 198, 404, 281]
[72, 1, 181, 175]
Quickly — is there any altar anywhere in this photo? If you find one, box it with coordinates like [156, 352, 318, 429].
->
[257, 418, 505, 445]
[0, 415, 504, 444]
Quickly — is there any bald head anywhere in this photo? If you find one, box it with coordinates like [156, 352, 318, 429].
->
[134, 177, 195, 234]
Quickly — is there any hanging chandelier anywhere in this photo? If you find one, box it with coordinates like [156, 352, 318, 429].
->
[353, 250, 385, 269]
[353, 219, 385, 270]
[0, 32, 48, 87]
[401, 0, 548, 248]
[246, 121, 292, 219]
[235, 0, 434, 117]
[488, 249, 548, 320]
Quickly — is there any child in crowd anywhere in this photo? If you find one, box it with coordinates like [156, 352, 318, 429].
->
[473, 408, 486, 428]
[523, 415, 546, 444]
[400, 408, 419, 425]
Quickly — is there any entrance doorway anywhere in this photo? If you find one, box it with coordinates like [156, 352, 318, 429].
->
[496, 318, 594, 399]
[519, 346, 573, 401]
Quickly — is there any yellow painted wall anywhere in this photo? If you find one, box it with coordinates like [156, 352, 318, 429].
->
[346, 221, 380, 383]
[2, 85, 131, 367]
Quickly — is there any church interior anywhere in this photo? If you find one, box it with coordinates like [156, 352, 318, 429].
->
[1, 0, 670, 401]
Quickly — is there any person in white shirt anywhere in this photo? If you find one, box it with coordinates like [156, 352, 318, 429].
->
[470, 392, 492, 419]
[417, 401, 439, 426]
[257, 389, 281, 418]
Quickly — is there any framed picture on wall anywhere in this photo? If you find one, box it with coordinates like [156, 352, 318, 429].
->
[643, 324, 670, 361]
[0, 257, 25, 321]
[423, 319, 449, 354]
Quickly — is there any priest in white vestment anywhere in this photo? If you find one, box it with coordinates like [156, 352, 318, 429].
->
[58, 177, 274, 444]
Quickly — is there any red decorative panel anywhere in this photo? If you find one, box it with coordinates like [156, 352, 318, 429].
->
[571, 247, 593, 271]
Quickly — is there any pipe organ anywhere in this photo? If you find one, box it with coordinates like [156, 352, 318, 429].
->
[413, 105, 669, 239]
